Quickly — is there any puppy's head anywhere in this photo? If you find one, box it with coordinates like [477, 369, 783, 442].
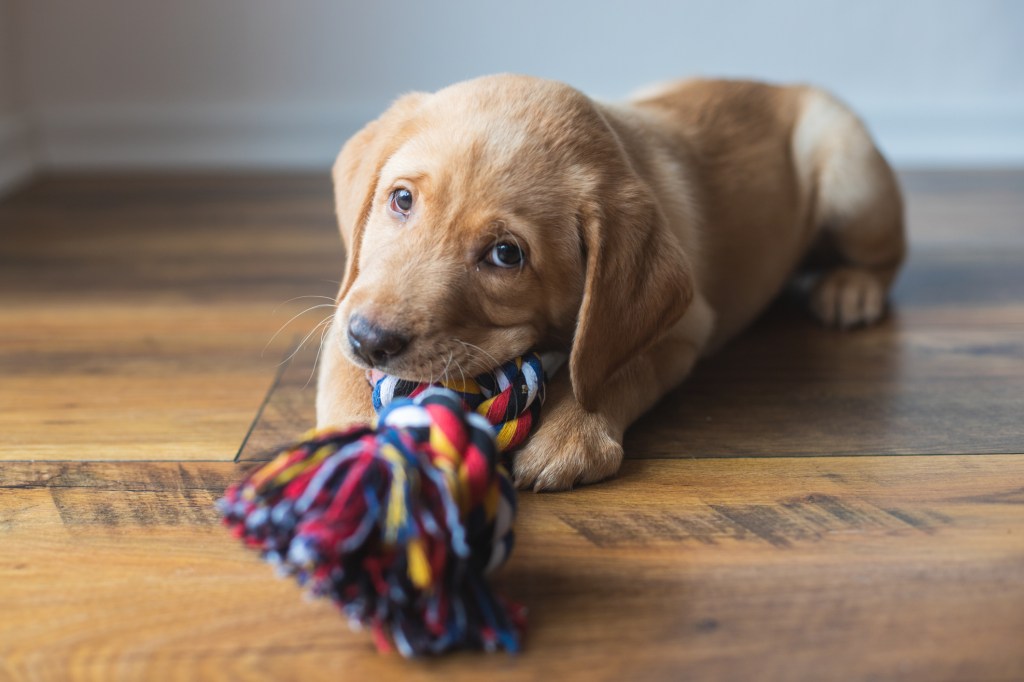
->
[329, 75, 691, 410]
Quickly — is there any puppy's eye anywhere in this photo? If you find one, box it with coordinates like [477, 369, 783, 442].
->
[389, 188, 413, 215]
[485, 241, 524, 268]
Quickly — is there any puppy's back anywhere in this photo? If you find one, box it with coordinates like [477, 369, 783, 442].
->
[629, 79, 813, 343]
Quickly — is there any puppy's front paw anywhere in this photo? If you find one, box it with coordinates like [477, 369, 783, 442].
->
[513, 406, 624, 492]
[810, 267, 888, 329]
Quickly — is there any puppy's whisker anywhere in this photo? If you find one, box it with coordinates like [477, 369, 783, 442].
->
[280, 312, 335, 368]
[305, 314, 335, 388]
[442, 350, 455, 383]
[465, 341, 502, 368]
[263, 303, 337, 357]
[456, 340, 503, 375]
[454, 344, 482, 377]
[455, 356, 468, 389]
[290, 314, 334, 368]
[273, 295, 337, 314]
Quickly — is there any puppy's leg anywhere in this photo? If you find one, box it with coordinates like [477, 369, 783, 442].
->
[795, 89, 907, 329]
[315, 323, 376, 429]
[515, 295, 715, 491]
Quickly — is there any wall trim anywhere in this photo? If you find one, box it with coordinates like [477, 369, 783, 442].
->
[864, 103, 1024, 168]
[0, 113, 36, 195]
[28, 101, 1024, 170]
[36, 104, 379, 170]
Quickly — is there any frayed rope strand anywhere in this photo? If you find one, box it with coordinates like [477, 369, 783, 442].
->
[219, 352, 555, 656]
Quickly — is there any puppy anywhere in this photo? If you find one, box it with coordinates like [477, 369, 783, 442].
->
[316, 75, 905, 491]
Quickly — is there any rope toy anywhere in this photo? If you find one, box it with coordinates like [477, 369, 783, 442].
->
[218, 352, 557, 656]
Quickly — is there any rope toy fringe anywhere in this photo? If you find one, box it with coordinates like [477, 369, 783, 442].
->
[218, 352, 553, 656]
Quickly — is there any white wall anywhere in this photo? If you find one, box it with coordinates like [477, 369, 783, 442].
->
[7, 0, 1024, 172]
[0, 0, 34, 192]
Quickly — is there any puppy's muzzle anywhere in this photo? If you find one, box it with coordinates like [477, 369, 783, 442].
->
[347, 314, 410, 368]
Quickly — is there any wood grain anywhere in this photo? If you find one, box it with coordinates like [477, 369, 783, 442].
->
[2, 170, 1023, 682]
[0, 174, 343, 461]
[1, 457, 1021, 681]
[239, 246, 1024, 461]
[236, 340, 325, 461]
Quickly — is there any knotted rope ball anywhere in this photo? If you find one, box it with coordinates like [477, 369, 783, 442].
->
[218, 352, 555, 656]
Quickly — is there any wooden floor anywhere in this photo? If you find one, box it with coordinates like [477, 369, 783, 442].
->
[1, 171, 1022, 681]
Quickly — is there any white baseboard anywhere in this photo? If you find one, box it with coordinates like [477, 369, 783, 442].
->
[27, 101, 1024, 170]
[0, 114, 36, 195]
[864, 103, 1024, 168]
[36, 103, 379, 170]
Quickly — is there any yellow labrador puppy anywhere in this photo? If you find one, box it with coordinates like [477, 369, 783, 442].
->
[316, 74, 905, 491]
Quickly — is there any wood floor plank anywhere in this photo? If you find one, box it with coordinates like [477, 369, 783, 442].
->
[3, 170, 1023, 681]
[236, 341, 326, 461]
[0, 302, 295, 460]
[0, 173, 341, 303]
[239, 245, 1024, 460]
[901, 170, 1024, 248]
[0, 174, 343, 461]
[6, 171, 1024, 462]
[1, 456, 1021, 681]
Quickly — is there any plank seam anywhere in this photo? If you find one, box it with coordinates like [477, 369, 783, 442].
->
[625, 452, 1024, 460]
[233, 340, 297, 463]
[0, 453, 1019, 464]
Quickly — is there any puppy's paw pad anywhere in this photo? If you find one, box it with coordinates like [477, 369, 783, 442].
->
[513, 419, 623, 492]
[810, 267, 887, 329]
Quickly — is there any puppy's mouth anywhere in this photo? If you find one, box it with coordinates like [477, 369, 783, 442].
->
[343, 338, 515, 385]
[336, 313, 535, 384]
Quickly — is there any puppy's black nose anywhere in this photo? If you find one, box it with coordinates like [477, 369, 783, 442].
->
[347, 314, 410, 367]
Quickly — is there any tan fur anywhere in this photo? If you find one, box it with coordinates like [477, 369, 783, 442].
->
[317, 75, 906, 491]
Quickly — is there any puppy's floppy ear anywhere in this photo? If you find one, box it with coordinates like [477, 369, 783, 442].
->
[332, 92, 426, 301]
[570, 182, 694, 411]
